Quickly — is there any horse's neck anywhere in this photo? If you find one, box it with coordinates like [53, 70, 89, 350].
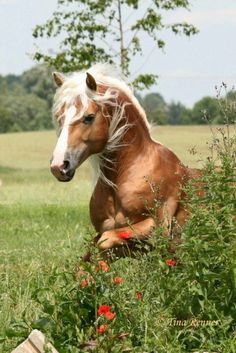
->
[100, 95, 153, 184]
[124, 97, 151, 138]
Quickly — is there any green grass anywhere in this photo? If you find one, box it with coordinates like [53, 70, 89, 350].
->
[0, 130, 94, 350]
[0, 205, 90, 261]
[0, 126, 214, 169]
[0, 203, 95, 352]
[0, 126, 235, 352]
[0, 126, 216, 205]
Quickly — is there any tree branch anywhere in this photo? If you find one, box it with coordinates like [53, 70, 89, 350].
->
[117, 0, 125, 72]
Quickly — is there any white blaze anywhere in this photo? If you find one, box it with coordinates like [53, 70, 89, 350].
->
[51, 105, 76, 167]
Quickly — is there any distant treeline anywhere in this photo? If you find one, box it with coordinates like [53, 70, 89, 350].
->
[0, 65, 235, 133]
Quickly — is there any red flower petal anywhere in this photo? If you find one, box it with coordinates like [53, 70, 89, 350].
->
[136, 291, 142, 301]
[104, 311, 116, 321]
[96, 260, 109, 272]
[97, 304, 111, 316]
[118, 231, 131, 240]
[166, 259, 176, 267]
[98, 324, 107, 334]
[114, 276, 122, 284]
[81, 279, 88, 288]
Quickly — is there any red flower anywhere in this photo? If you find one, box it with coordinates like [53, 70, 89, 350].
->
[113, 276, 122, 284]
[97, 260, 109, 272]
[98, 324, 107, 334]
[136, 291, 142, 301]
[166, 259, 176, 267]
[81, 279, 88, 288]
[104, 311, 116, 321]
[118, 231, 131, 240]
[97, 304, 111, 316]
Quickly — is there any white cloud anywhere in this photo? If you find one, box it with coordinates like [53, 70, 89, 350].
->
[159, 71, 236, 84]
[0, 0, 17, 4]
[168, 9, 236, 26]
[160, 70, 236, 81]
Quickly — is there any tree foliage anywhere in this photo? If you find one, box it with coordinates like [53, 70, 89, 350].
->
[21, 65, 55, 107]
[168, 101, 189, 125]
[0, 65, 54, 133]
[32, 0, 198, 89]
[190, 97, 222, 124]
[0, 91, 50, 133]
[142, 92, 169, 125]
[0, 65, 235, 133]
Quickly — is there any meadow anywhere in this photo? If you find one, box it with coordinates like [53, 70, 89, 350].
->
[0, 126, 235, 352]
[0, 126, 213, 205]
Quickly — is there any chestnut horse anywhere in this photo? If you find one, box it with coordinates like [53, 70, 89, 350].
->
[50, 64, 199, 257]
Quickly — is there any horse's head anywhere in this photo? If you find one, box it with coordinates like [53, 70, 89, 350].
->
[50, 72, 111, 182]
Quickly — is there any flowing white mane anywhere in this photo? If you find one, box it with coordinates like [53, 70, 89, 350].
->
[53, 63, 150, 187]
[53, 63, 149, 125]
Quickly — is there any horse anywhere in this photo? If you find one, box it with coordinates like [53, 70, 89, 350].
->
[50, 64, 200, 259]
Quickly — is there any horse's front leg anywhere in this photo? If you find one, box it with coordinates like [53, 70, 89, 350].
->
[97, 217, 156, 251]
[97, 198, 179, 252]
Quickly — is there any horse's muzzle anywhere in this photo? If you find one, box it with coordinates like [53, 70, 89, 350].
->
[50, 160, 75, 182]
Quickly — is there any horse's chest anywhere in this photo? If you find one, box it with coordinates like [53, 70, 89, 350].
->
[91, 174, 155, 232]
[112, 190, 148, 226]
[97, 191, 145, 232]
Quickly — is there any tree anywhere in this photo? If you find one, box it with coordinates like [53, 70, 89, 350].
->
[33, 0, 198, 90]
[168, 101, 190, 125]
[223, 90, 236, 124]
[190, 96, 223, 124]
[0, 89, 51, 133]
[142, 92, 168, 124]
[21, 65, 55, 107]
[0, 106, 13, 133]
[226, 89, 236, 102]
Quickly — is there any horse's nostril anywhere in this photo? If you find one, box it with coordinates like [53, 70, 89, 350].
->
[63, 160, 70, 170]
[61, 160, 71, 176]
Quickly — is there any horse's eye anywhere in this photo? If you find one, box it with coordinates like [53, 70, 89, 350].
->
[83, 114, 95, 125]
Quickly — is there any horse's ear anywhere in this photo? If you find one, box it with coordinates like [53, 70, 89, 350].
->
[52, 72, 65, 87]
[86, 72, 97, 91]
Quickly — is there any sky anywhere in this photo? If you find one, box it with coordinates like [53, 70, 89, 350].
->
[0, 0, 236, 107]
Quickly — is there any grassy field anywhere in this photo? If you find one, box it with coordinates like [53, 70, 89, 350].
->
[0, 126, 215, 205]
[0, 126, 235, 352]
